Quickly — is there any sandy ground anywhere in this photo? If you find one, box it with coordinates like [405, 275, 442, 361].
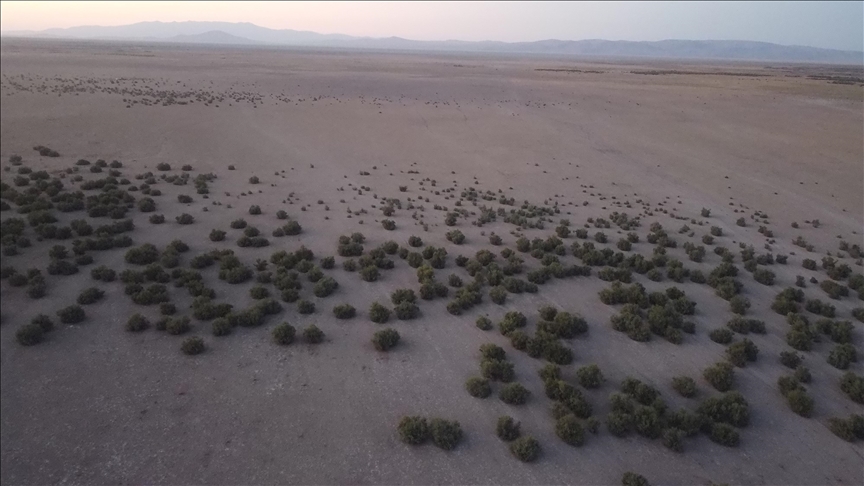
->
[1, 38, 862, 485]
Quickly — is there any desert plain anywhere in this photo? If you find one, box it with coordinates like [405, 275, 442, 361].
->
[0, 38, 863, 485]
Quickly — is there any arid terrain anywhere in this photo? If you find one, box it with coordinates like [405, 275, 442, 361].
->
[1, 38, 862, 486]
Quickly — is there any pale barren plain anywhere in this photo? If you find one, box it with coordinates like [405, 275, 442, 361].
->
[1, 39, 863, 485]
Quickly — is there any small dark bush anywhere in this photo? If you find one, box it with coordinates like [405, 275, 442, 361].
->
[16, 323, 44, 346]
[296, 300, 315, 314]
[576, 364, 604, 389]
[303, 325, 325, 344]
[175, 213, 195, 225]
[397, 416, 429, 445]
[126, 313, 150, 332]
[499, 383, 530, 405]
[429, 418, 463, 450]
[555, 414, 585, 446]
[77, 287, 105, 305]
[57, 305, 86, 324]
[672, 376, 697, 398]
[466, 377, 491, 398]
[509, 436, 540, 462]
[703, 361, 734, 392]
[273, 322, 296, 345]
[372, 328, 400, 351]
[181, 337, 205, 355]
[492, 416, 521, 444]
[622, 472, 651, 486]
[333, 304, 356, 319]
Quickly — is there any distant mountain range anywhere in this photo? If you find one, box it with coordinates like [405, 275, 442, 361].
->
[4, 21, 862, 64]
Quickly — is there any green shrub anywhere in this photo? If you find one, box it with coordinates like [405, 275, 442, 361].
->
[672, 376, 697, 398]
[786, 389, 814, 417]
[209, 229, 226, 241]
[57, 305, 86, 324]
[77, 287, 105, 305]
[499, 383, 530, 405]
[394, 301, 419, 320]
[465, 377, 492, 398]
[555, 414, 585, 446]
[703, 362, 734, 392]
[662, 428, 684, 452]
[576, 364, 604, 389]
[16, 323, 44, 346]
[828, 414, 864, 442]
[622, 472, 651, 486]
[391, 288, 416, 305]
[481, 359, 515, 382]
[496, 416, 521, 441]
[313, 276, 339, 298]
[302, 325, 324, 344]
[333, 304, 356, 319]
[489, 286, 507, 305]
[475, 316, 492, 330]
[429, 418, 463, 450]
[397, 416, 429, 445]
[181, 336, 205, 355]
[126, 313, 149, 332]
[726, 339, 759, 367]
[779, 351, 802, 369]
[369, 302, 391, 323]
[272, 322, 296, 345]
[372, 328, 400, 351]
[296, 299, 315, 314]
[249, 285, 269, 300]
[840, 372, 864, 404]
[709, 328, 734, 344]
[480, 343, 506, 361]
[211, 318, 232, 336]
[165, 316, 191, 335]
[708, 423, 740, 447]
[175, 213, 194, 225]
[445, 230, 465, 244]
[729, 296, 751, 315]
[828, 343, 858, 370]
[359, 266, 379, 282]
[509, 436, 540, 462]
[125, 243, 159, 265]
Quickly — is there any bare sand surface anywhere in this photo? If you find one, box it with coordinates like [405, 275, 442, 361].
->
[1, 39, 863, 485]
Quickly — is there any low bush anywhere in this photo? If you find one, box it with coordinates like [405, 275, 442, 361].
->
[175, 213, 195, 225]
[499, 383, 530, 405]
[672, 376, 697, 398]
[303, 325, 325, 344]
[181, 336, 205, 355]
[496, 416, 521, 441]
[296, 300, 315, 314]
[576, 364, 604, 389]
[372, 328, 400, 351]
[165, 316, 191, 335]
[481, 359, 515, 382]
[786, 389, 814, 417]
[333, 304, 356, 319]
[555, 414, 585, 446]
[57, 305, 86, 324]
[273, 322, 296, 345]
[397, 416, 429, 445]
[709, 328, 734, 344]
[509, 436, 540, 462]
[840, 372, 864, 404]
[126, 313, 150, 332]
[703, 362, 734, 392]
[622, 472, 651, 486]
[429, 418, 463, 450]
[828, 343, 858, 370]
[466, 377, 492, 398]
[475, 316, 492, 330]
[77, 287, 105, 305]
[16, 323, 44, 346]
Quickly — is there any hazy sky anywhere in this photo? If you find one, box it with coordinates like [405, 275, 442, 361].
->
[1, 1, 862, 51]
